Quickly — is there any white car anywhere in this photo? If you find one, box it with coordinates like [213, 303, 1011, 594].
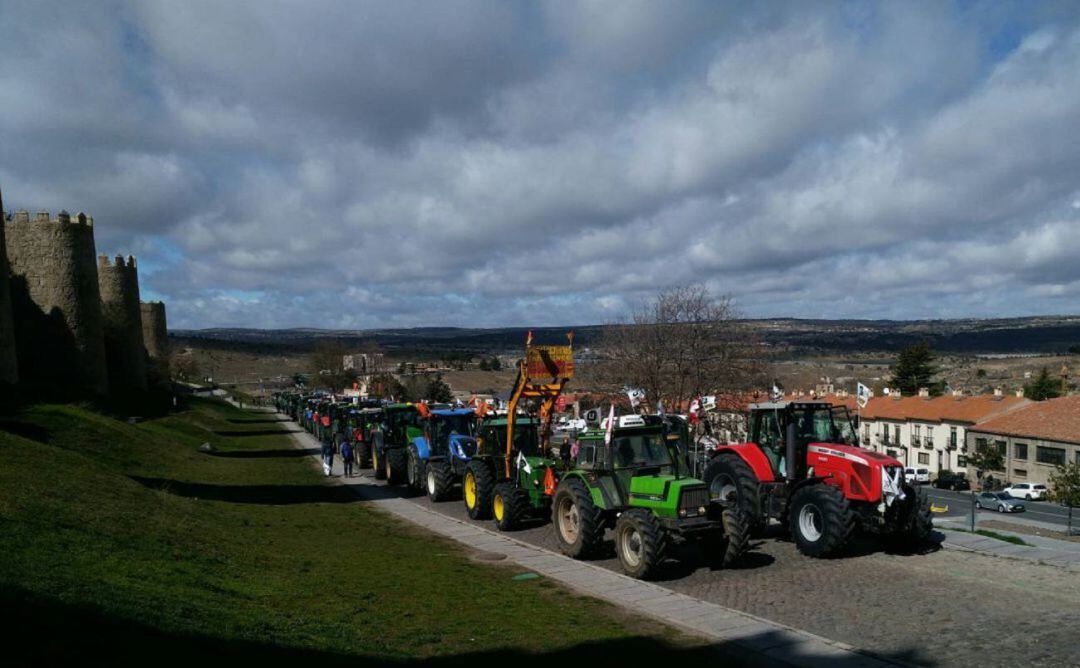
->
[904, 467, 930, 484]
[1003, 482, 1048, 501]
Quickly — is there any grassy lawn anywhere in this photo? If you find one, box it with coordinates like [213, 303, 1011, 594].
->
[0, 398, 712, 666]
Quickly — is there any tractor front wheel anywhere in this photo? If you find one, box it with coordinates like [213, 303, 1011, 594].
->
[463, 461, 494, 520]
[492, 482, 528, 531]
[703, 507, 751, 568]
[789, 484, 855, 558]
[887, 485, 933, 549]
[385, 447, 407, 485]
[406, 445, 425, 493]
[552, 477, 605, 559]
[426, 460, 453, 502]
[615, 508, 666, 579]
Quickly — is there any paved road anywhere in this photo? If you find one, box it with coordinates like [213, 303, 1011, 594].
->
[341, 468, 1080, 667]
[923, 486, 1077, 530]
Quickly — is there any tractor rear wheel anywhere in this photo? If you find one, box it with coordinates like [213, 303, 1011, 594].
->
[386, 447, 407, 485]
[426, 460, 453, 502]
[492, 482, 528, 531]
[552, 477, 605, 558]
[464, 461, 494, 520]
[790, 484, 855, 558]
[407, 445, 426, 493]
[703, 454, 760, 528]
[615, 509, 666, 579]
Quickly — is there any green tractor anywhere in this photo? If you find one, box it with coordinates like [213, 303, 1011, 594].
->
[370, 403, 422, 484]
[461, 413, 544, 526]
[460, 333, 574, 531]
[552, 413, 749, 579]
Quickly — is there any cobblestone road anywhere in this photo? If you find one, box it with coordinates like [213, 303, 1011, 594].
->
[384, 472, 1080, 667]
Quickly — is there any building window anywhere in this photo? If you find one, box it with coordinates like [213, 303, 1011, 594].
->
[1014, 443, 1028, 460]
[918, 452, 930, 465]
[1036, 446, 1066, 466]
[957, 456, 968, 468]
[881, 425, 889, 445]
[863, 423, 870, 441]
[894, 426, 900, 444]
[950, 426, 957, 449]
[976, 437, 987, 451]
[994, 440, 1006, 456]
[1014, 469, 1027, 478]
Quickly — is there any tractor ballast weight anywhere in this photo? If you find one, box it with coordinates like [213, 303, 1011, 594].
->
[704, 400, 932, 557]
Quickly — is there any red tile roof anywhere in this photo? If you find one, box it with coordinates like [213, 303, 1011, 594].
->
[861, 394, 1029, 424]
[970, 395, 1080, 445]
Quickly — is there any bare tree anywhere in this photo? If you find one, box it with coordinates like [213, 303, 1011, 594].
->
[309, 339, 356, 392]
[591, 284, 766, 410]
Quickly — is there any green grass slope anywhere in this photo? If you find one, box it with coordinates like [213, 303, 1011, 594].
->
[0, 398, 715, 666]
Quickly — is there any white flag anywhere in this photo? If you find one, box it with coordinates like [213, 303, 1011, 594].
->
[857, 382, 871, 408]
[625, 387, 645, 409]
[770, 384, 783, 402]
[604, 404, 615, 445]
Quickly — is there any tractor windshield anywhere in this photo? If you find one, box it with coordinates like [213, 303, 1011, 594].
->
[437, 415, 477, 438]
[790, 405, 857, 447]
[611, 432, 673, 470]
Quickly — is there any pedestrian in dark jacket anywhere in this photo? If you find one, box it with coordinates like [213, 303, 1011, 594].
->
[341, 440, 354, 477]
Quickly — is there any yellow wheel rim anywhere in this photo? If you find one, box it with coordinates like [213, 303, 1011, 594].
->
[464, 472, 476, 508]
[493, 494, 504, 521]
[372, 449, 378, 469]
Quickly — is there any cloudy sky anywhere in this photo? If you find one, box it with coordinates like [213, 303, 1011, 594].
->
[2, 1, 1079, 329]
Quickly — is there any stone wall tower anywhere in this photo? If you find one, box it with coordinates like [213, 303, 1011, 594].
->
[4, 209, 109, 394]
[0, 190, 19, 384]
[99, 254, 147, 392]
[140, 301, 168, 361]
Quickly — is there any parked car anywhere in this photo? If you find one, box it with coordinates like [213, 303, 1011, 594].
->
[904, 467, 930, 484]
[1002, 482, 1048, 501]
[934, 472, 971, 491]
[975, 491, 1026, 513]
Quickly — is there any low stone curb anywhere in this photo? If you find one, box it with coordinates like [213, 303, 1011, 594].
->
[285, 419, 911, 668]
[938, 527, 1080, 572]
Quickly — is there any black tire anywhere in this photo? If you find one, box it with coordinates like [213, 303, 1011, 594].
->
[464, 461, 495, 520]
[720, 507, 751, 567]
[552, 477, 605, 558]
[373, 433, 386, 481]
[615, 508, 666, 579]
[355, 440, 370, 468]
[998, 504, 1005, 513]
[789, 484, 855, 558]
[426, 460, 453, 502]
[888, 485, 933, 549]
[406, 445, 426, 493]
[492, 481, 529, 531]
[703, 454, 760, 526]
[386, 447, 407, 485]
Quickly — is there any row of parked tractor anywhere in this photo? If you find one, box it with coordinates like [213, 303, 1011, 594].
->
[273, 334, 933, 580]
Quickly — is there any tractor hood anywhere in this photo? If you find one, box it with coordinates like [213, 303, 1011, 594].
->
[806, 443, 903, 469]
[806, 443, 905, 506]
[448, 434, 478, 459]
[628, 473, 703, 499]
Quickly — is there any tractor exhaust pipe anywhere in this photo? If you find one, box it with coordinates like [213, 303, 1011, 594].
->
[786, 422, 797, 482]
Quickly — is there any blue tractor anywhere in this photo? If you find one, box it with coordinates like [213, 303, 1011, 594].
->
[406, 408, 481, 499]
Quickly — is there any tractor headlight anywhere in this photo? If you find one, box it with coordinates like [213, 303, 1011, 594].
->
[678, 508, 687, 518]
[698, 506, 706, 515]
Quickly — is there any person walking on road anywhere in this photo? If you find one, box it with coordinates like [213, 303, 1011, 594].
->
[321, 437, 334, 477]
[341, 439, 354, 477]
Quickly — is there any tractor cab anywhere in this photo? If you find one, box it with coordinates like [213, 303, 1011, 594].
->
[747, 400, 859, 479]
[478, 415, 540, 459]
[381, 403, 420, 444]
[423, 408, 480, 460]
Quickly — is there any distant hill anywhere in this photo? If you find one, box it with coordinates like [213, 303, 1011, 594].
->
[172, 316, 1080, 356]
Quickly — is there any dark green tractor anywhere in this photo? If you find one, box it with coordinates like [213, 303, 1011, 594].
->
[460, 414, 544, 528]
[371, 403, 421, 484]
[552, 414, 748, 579]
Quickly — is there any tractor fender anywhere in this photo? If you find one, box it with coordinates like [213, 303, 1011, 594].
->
[412, 436, 430, 460]
[711, 444, 776, 483]
[448, 434, 477, 463]
[560, 470, 608, 509]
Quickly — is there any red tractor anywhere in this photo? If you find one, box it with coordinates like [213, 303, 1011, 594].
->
[703, 400, 931, 557]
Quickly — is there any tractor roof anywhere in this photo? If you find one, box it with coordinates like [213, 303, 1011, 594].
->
[482, 415, 539, 426]
[430, 408, 477, 417]
[385, 403, 417, 411]
[749, 400, 834, 411]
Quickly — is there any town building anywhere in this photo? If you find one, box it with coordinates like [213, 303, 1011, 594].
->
[860, 390, 1029, 477]
[965, 395, 1080, 487]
